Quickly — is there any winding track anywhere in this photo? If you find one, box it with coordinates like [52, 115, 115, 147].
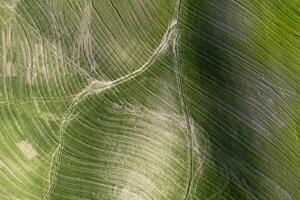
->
[44, 19, 179, 200]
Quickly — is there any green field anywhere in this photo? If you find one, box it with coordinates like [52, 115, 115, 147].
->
[0, 0, 300, 199]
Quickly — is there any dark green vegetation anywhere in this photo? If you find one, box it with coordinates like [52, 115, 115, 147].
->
[0, 0, 300, 199]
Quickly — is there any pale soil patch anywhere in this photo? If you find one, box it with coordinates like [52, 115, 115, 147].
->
[16, 140, 38, 160]
[0, 159, 4, 168]
[120, 172, 155, 200]
[5, 61, 16, 77]
[40, 112, 61, 122]
[73, 0, 98, 70]
[120, 187, 144, 200]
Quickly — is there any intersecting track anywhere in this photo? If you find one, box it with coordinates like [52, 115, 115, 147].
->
[44, 19, 179, 200]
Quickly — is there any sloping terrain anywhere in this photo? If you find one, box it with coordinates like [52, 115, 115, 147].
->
[0, 0, 300, 199]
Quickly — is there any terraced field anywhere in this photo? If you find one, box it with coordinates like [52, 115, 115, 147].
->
[0, 0, 300, 199]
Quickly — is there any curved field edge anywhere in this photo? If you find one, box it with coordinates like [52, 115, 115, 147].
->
[0, 0, 300, 200]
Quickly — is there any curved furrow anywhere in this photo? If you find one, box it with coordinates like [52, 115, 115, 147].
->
[1, 0, 300, 199]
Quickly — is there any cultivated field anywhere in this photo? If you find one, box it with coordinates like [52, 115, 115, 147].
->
[0, 0, 300, 199]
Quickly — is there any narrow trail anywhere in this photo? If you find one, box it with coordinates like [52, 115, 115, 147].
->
[43, 20, 177, 200]
[173, 0, 196, 199]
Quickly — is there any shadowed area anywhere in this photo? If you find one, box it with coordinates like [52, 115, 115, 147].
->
[0, 0, 300, 199]
[180, 0, 300, 199]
